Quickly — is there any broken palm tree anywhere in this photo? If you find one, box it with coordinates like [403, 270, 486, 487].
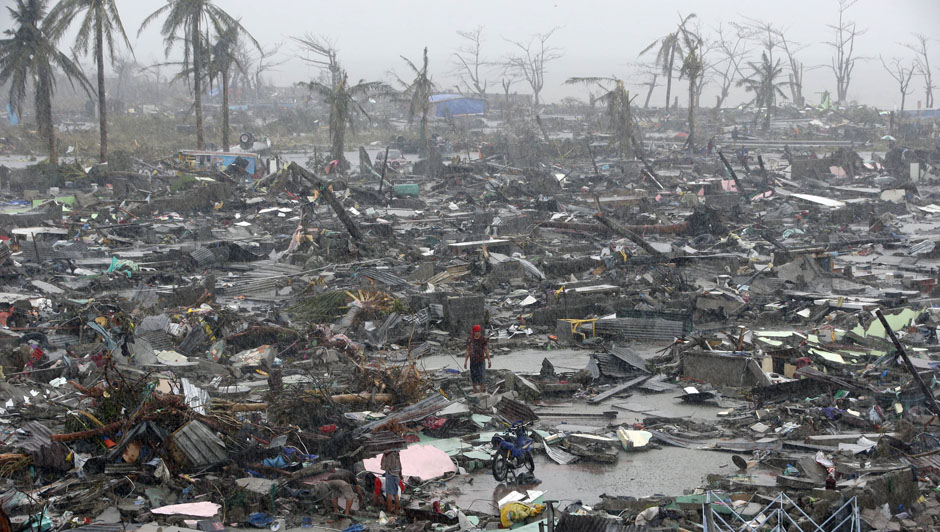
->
[593, 204, 665, 258]
[286, 162, 362, 240]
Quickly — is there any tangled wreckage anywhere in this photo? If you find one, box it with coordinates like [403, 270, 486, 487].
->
[0, 114, 940, 532]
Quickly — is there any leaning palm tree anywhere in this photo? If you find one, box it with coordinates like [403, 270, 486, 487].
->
[139, 0, 256, 150]
[295, 36, 391, 173]
[639, 13, 696, 110]
[397, 48, 435, 157]
[0, 0, 93, 165]
[566, 76, 637, 159]
[737, 51, 789, 131]
[47, 0, 132, 163]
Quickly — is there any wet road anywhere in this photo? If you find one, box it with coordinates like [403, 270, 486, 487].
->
[417, 342, 731, 514]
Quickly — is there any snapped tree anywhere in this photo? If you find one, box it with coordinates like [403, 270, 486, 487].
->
[453, 27, 488, 98]
[711, 23, 749, 110]
[503, 28, 562, 108]
[903, 34, 934, 109]
[295, 35, 391, 173]
[880, 56, 916, 116]
[566, 77, 636, 160]
[825, 0, 865, 103]
[397, 47, 435, 158]
[639, 13, 696, 110]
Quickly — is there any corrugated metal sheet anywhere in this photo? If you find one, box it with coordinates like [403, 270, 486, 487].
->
[495, 397, 538, 423]
[46, 332, 81, 348]
[190, 247, 217, 267]
[594, 352, 632, 379]
[544, 443, 580, 465]
[137, 330, 175, 350]
[595, 317, 686, 341]
[357, 268, 412, 288]
[6, 421, 69, 470]
[171, 420, 228, 466]
[556, 512, 650, 532]
[901, 452, 940, 472]
[356, 393, 451, 434]
[137, 314, 171, 333]
[362, 431, 407, 457]
[609, 346, 650, 373]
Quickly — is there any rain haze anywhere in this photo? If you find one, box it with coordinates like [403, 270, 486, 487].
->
[2, 0, 940, 530]
[4, 0, 939, 108]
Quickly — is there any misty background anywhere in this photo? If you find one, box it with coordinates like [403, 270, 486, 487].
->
[2, 0, 937, 110]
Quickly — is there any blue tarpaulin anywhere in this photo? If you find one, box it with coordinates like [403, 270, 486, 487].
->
[430, 94, 485, 117]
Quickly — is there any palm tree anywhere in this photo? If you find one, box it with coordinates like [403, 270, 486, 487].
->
[397, 48, 434, 157]
[737, 51, 789, 131]
[47, 0, 132, 163]
[0, 0, 92, 165]
[679, 27, 704, 150]
[298, 73, 389, 173]
[566, 77, 636, 159]
[139, 0, 255, 150]
[207, 21, 243, 151]
[295, 36, 390, 172]
[639, 13, 696, 110]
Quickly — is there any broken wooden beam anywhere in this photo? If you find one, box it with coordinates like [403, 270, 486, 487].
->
[288, 162, 363, 241]
[718, 151, 749, 203]
[593, 213, 665, 258]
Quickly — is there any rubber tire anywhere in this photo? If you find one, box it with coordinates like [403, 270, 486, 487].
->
[492, 453, 509, 481]
[524, 452, 535, 473]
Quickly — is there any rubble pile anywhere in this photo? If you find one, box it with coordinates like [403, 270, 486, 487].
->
[1, 123, 940, 532]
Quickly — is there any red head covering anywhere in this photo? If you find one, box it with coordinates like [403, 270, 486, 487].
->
[472, 324, 482, 333]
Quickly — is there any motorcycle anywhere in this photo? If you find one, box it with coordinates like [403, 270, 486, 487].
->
[491, 421, 535, 481]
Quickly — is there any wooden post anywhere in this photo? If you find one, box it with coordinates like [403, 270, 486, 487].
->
[874, 309, 940, 418]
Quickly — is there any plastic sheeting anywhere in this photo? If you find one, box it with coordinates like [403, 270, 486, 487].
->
[363, 444, 457, 481]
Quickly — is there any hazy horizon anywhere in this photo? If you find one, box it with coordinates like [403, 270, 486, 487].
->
[2, 0, 939, 110]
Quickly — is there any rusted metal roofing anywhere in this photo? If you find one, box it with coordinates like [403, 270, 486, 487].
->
[495, 397, 538, 423]
[901, 451, 940, 472]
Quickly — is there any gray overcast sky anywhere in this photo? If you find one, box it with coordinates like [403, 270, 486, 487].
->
[4, 0, 939, 109]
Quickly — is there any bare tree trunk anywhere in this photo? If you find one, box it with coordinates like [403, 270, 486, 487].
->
[96, 22, 107, 163]
[687, 74, 695, 151]
[644, 74, 657, 109]
[221, 69, 230, 151]
[623, 90, 635, 159]
[38, 86, 56, 165]
[664, 52, 674, 109]
[333, 116, 346, 171]
[419, 109, 428, 158]
[192, 19, 204, 150]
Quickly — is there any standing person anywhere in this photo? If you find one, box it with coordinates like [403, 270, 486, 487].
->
[380, 448, 402, 515]
[464, 324, 491, 393]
